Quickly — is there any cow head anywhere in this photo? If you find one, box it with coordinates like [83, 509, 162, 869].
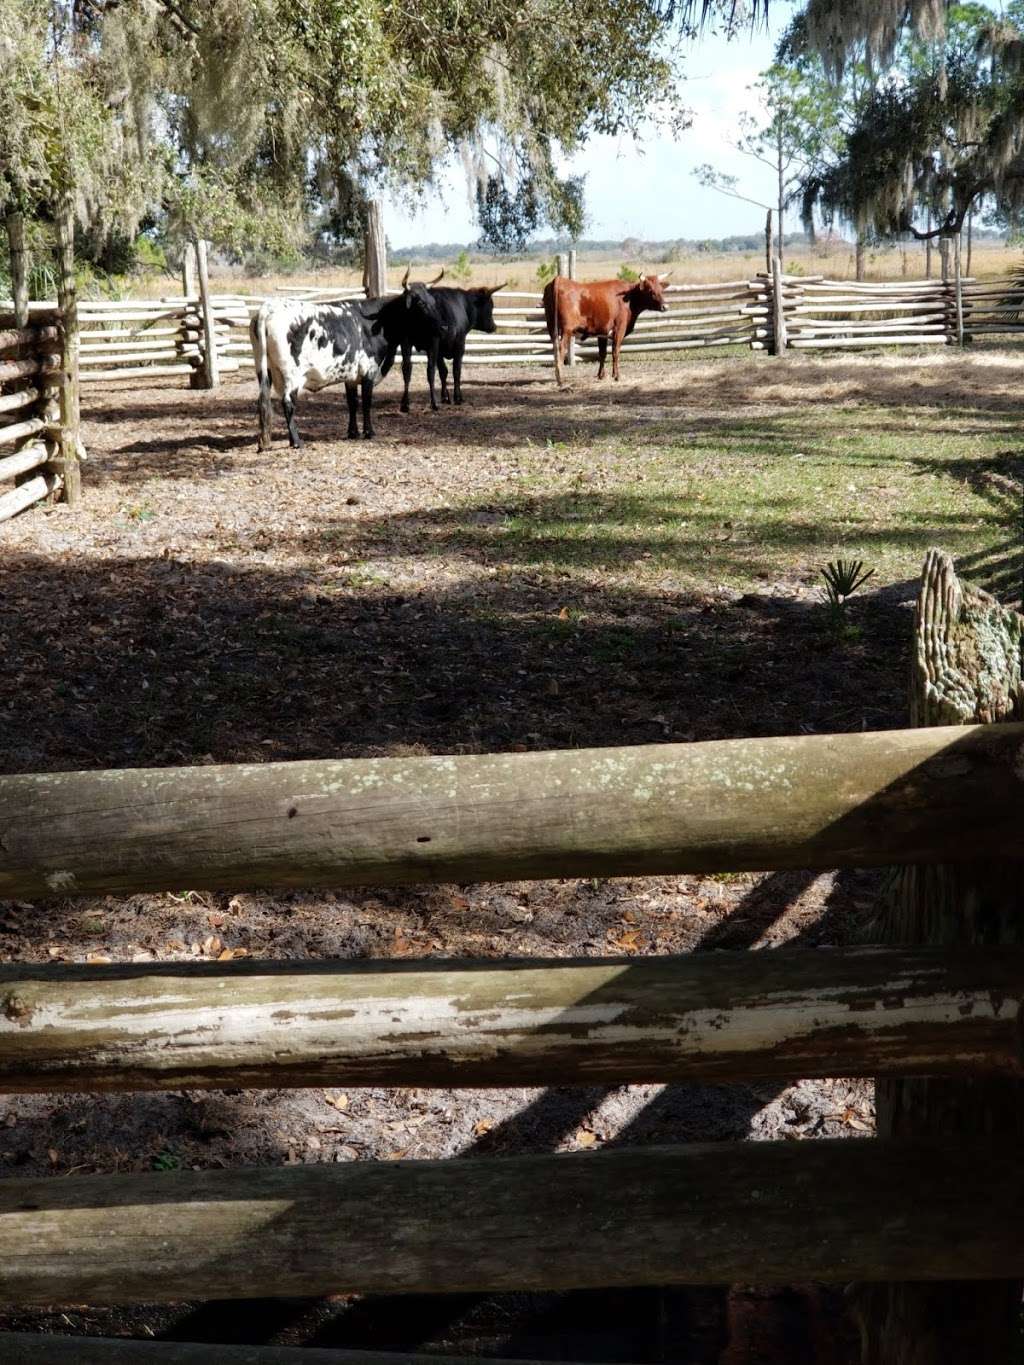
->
[400, 266, 444, 322]
[471, 281, 508, 334]
[633, 272, 670, 313]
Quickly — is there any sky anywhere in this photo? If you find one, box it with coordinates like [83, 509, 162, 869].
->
[383, 17, 784, 248]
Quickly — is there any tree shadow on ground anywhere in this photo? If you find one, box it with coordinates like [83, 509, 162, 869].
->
[0, 550, 911, 776]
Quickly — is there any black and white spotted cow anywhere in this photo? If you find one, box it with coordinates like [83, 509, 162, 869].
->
[251, 279, 442, 449]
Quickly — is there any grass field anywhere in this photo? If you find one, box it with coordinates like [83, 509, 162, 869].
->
[123, 236, 1024, 300]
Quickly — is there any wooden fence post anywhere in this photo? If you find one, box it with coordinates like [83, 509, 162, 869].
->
[770, 253, 787, 356]
[567, 248, 577, 366]
[181, 240, 197, 300]
[939, 235, 950, 282]
[5, 210, 28, 328]
[193, 238, 219, 389]
[953, 231, 965, 346]
[765, 209, 773, 276]
[852, 551, 1024, 1365]
[362, 200, 387, 298]
[53, 189, 82, 507]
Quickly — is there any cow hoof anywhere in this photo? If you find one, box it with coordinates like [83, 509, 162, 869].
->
[454, 396, 463, 406]
[399, 403, 410, 414]
[362, 430, 375, 440]
[346, 431, 360, 441]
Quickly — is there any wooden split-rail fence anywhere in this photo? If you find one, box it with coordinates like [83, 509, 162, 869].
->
[0, 551, 1020, 1363]
[0, 309, 69, 524]
[4, 270, 1024, 409]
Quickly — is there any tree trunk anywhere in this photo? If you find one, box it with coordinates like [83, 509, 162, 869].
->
[362, 199, 387, 298]
[776, 127, 785, 271]
[966, 207, 973, 277]
[5, 210, 29, 328]
[765, 208, 773, 276]
[3, 724, 1022, 901]
[953, 232, 965, 347]
[853, 550, 1024, 1365]
[54, 189, 82, 507]
[855, 233, 865, 282]
[925, 208, 933, 279]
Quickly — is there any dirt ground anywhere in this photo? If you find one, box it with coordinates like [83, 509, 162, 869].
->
[1, 349, 1019, 1361]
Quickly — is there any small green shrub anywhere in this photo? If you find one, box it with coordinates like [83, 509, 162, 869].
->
[450, 249, 472, 282]
[536, 257, 557, 285]
[617, 264, 639, 282]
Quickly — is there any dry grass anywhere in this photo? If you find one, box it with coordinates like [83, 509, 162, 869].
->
[124, 238, 1024, 300]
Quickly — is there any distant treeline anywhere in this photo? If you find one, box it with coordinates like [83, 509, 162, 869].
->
[390, 230, 1008, 262]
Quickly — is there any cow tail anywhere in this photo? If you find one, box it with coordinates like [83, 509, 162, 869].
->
[545, 279, 564, 388]
[252, 306, 273, 451]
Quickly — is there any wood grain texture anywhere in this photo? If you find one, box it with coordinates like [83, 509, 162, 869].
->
[0, 1138, 1021, 1305]
[854, 551, 1024, 1365]
[0, 1339, 607, 1365]
[1, 724, 1022, 901]
[0, 946, 1021, 1093]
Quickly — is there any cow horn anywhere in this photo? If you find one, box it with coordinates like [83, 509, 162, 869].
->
[429, 268, 445, 285]
[401, 265, 411, 289]
[487, 281, 509, 294]
[657, 271, 672, 282]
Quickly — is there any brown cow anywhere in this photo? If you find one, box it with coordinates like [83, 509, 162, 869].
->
[543, 272, 670, 385]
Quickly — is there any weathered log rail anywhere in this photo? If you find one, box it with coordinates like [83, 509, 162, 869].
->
[0, 308, 65, 523]
[0, 1137, 1020, 1305]
[1, 723, 1021, 899]
[0, 557, 1021, 1364]
[1, 945, 1020, 1093]
[0, 1343, 582, 1365]
[7, 270, 1024, 400]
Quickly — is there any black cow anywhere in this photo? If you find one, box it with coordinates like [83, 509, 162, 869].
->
[399, 282, 508, 412]
[251, 279, 442, 449]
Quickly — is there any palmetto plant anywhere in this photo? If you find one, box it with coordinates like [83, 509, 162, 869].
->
[820, 558, 875, 607]
[820, 559, 875, 638]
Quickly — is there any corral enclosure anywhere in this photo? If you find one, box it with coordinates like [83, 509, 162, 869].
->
[1, 301, 1022, 1358]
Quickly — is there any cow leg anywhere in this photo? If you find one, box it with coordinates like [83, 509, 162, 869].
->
[361, 376, 375, 439]
[596, 337, 608, 380]
[400, 340, 413, 414]
[612, 324, 628, 381]
[559, 331, 572, 379]
[344, 383, 360, 439]
[452, 344, 465, 404]
[283, 390, 303, 448]
[438, 355, 451, 404]
[426, 345, 440, 412]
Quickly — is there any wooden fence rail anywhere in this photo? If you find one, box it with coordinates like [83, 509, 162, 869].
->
[1, 1136, 1020, 1305]
[0, 946, 1021, 1093]
[0, 1342, 582, 1365]
[1, 723, 1021, 900]
[6, 271, 1024, 396]
[0, 308, 64, 523]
